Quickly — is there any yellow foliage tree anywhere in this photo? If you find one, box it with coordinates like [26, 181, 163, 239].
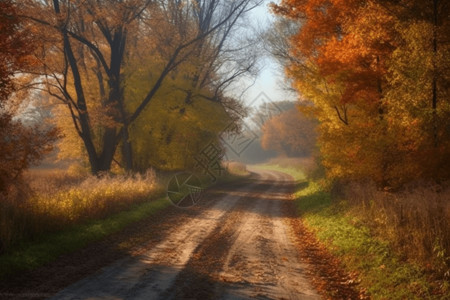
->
[23, 0, 259, 174]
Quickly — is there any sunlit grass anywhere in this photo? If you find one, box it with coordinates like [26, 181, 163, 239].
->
[253, 160, 307, 181]
[342, 181, 450, 276]
[0, 168, 170, 279]
[30, 172, 162, 224]
[1, 170, 164, 252]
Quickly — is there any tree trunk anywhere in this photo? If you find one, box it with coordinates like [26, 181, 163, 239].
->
[376, 55, 389, 187]
[98, 28, 128, 173]
[121, 124, 133, 171]
[98, 127, 118, 172]
[54, 0, 102, 175]
[432, 0, 438, 147]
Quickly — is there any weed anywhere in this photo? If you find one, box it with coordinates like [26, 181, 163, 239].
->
[0, 170, 163, 253]
[342, 181, 450, 278]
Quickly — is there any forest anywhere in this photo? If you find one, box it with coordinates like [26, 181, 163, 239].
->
[0, 0, 449, 299]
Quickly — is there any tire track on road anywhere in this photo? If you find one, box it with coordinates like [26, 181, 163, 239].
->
[162, 171, 278, 300]
[215, 169, 320, 300]
[162, 169, 320, 300]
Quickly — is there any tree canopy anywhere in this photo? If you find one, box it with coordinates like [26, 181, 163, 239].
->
[0, 0, 57, 195]
[272, 0, 450, 187]
[20, 0, 261, 174]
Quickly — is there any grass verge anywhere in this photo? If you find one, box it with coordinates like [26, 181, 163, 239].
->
[255, 164, 445, 299]
[0, 197, 169, 280]
[253, 162, 307, 181]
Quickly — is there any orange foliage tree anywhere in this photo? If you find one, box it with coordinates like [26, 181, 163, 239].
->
[261, 107, 317, 157]
[0, 1, 57, 196]
[272, 0, 450, 186]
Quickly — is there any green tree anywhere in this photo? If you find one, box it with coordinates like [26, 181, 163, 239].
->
[124, 54, 232, 171]
[23, 0, 261, 174]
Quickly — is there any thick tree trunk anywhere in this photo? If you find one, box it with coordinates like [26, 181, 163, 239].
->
[54, 0, 102, 175]
[98, 127, 118, 172]
[96, 28, 128, 173]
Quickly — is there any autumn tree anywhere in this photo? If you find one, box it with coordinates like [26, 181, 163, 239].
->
[249, 100, 293, 132]
[261, 106, 317, 157]
[272, 0, 450, 186]
[383, 0, 450, 181]
[0, 0, 57, 196]
[21, 0, 261, 174]
[271, 0, 393, 184]
[121, 0, 257, 171]
[114, 48, 235, 171]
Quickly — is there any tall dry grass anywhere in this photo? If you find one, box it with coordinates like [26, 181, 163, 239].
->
[342, 181, 450, 278]
[223, 161, 250, 176]
[0, 169, 163, 253]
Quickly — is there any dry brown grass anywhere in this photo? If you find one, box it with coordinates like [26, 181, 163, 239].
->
[24, 169, 85, 194]
[0, 169, 163, 253]
[342, 181, 450, 278]
[223, 161, 250, 176]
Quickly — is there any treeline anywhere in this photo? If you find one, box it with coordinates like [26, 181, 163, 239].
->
[1, 0, 261, 186]
[272, 0, 450, 187]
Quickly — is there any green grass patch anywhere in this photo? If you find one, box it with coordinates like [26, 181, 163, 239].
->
[296, 187, 433, 299]
[0, 197, 170, 280]
[252, 163, 307, 182]
[258, 163, 440, 299]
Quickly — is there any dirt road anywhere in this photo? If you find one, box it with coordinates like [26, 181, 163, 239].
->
[50, 168, 320, 300]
